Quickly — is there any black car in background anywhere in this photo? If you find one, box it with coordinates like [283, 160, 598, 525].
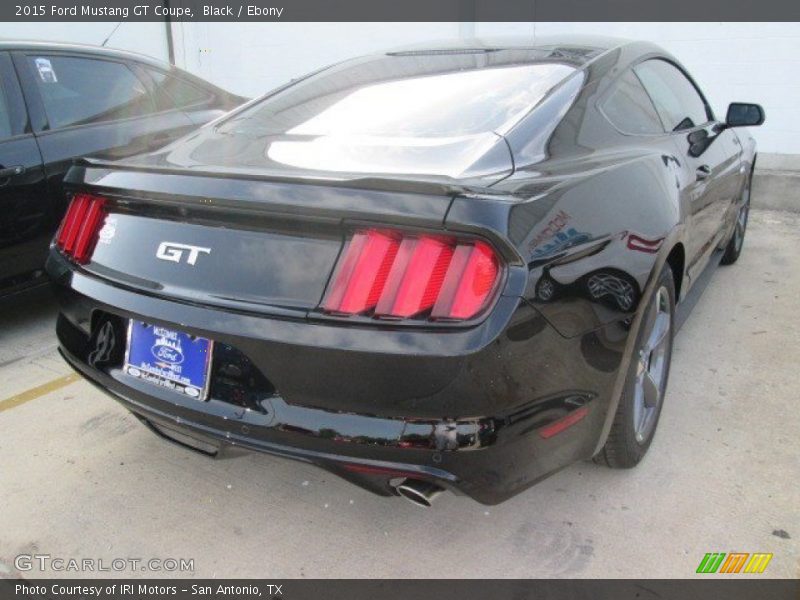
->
[49, 37, 763, 506]
[0, 41, 245, 296]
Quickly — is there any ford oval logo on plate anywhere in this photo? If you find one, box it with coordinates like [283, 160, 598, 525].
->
[151, 342, 184, 365]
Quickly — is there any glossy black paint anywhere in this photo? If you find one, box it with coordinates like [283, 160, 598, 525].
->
[48, 37, 759, 504]
[0, 41, 244, 296]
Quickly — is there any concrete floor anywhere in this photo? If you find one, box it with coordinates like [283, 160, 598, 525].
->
[0, 210, 797, 579]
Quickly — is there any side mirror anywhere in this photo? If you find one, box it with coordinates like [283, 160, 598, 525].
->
[725, 103, 765, 128]
[687, 128, 710, 157]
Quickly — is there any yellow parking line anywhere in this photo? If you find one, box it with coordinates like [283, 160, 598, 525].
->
[0, 373, 82, 414]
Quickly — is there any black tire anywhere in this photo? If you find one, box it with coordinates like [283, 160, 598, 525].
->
[594, 263, 675, 468]
[720, 174, 751, 265]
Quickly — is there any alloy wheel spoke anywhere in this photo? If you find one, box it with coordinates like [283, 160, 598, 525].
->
[642, 298, 658, 347]
[642, 368, 660, 409]
[633, 384, 647, 437]
[647, 312, 670, 353]
[633, 284, 673, 440]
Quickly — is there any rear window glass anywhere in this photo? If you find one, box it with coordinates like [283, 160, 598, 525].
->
[28, 55, 154, 129]
[602, 70, 664, 134]
[219, 59, 576, 138]
[146, 68, 214, 109]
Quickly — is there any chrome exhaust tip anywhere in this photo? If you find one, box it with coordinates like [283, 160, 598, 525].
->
[395, 479, 444, 508]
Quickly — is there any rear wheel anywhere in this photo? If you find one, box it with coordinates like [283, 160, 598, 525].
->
[720, 174, 751, 265]
[594, 263, 675, 468]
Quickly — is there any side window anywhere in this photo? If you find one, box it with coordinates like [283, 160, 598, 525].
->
[27, 55, 155, 130]
[146, 68, 214, 110]
[633, 59, 710, 132]
[602, 70, 664, 134]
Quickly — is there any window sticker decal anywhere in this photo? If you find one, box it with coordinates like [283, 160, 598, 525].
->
[34, 57, 57, 83]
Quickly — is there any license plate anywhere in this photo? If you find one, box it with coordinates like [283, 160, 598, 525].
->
[124, 321, 213, 400]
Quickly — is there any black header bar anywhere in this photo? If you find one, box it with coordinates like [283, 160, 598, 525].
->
[4, 0, 800, 22]
[1, 579, 798, 600]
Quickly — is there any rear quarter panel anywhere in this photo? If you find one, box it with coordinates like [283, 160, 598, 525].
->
[446, 147, 687, 463]
[449, 151, 685, 338]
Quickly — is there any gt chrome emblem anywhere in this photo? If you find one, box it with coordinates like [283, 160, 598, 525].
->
[156, 242, 211, 266]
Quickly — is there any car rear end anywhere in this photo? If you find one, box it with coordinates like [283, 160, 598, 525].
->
[46, 159, 615, 505]
[47, 46, 624, 505]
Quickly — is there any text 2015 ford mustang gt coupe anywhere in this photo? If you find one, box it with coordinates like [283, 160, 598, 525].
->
[48, 37, 763, 506]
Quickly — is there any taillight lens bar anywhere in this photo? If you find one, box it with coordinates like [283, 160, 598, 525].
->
[56, 193, 107, 264]
[322, 228, 501, 322]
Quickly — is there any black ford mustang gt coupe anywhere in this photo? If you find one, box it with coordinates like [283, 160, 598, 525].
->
[47, 37, 763, 506]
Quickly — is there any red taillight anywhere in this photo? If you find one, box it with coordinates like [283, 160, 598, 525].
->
[322, 230, 400, 315]
[322, 229, 502, 322]
[56, 193, 107, 264]
[431, 241, 499, 320]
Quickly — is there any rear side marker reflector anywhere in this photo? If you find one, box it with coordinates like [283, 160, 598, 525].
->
[56, 193, 107, 264]
[627, 233, 664, 254]
[322, 229, 501, 321]
[538, 406, 589, 439]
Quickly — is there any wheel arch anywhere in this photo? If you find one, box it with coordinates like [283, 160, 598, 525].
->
[590, 225, 684, 457]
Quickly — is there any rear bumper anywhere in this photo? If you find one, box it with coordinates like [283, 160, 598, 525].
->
[49, 252, 629, 505]
[59, 343, 460, 499]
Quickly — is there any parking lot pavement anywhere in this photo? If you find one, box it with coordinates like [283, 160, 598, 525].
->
[0, 209, 797, 580]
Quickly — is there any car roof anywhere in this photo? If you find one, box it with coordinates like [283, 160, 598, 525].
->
[385, 35, 634, 65]
[0, 40, 169, 69]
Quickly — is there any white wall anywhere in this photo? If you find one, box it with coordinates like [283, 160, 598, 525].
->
[170, 22, 465, 98]
[532, 23, 800, 156]
[0, 22, 169, 62]
[170, 21, 800, 156]
[0, 22, 797, 155]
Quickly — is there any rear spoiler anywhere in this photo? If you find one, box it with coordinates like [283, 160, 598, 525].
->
[71, 157, 513, 199]
[64, 159, 482, 229]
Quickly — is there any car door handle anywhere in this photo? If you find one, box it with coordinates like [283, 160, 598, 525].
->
[695, 165, 712, 181]
[0, 165, 25, 185]
[0, 165, 24, 178]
